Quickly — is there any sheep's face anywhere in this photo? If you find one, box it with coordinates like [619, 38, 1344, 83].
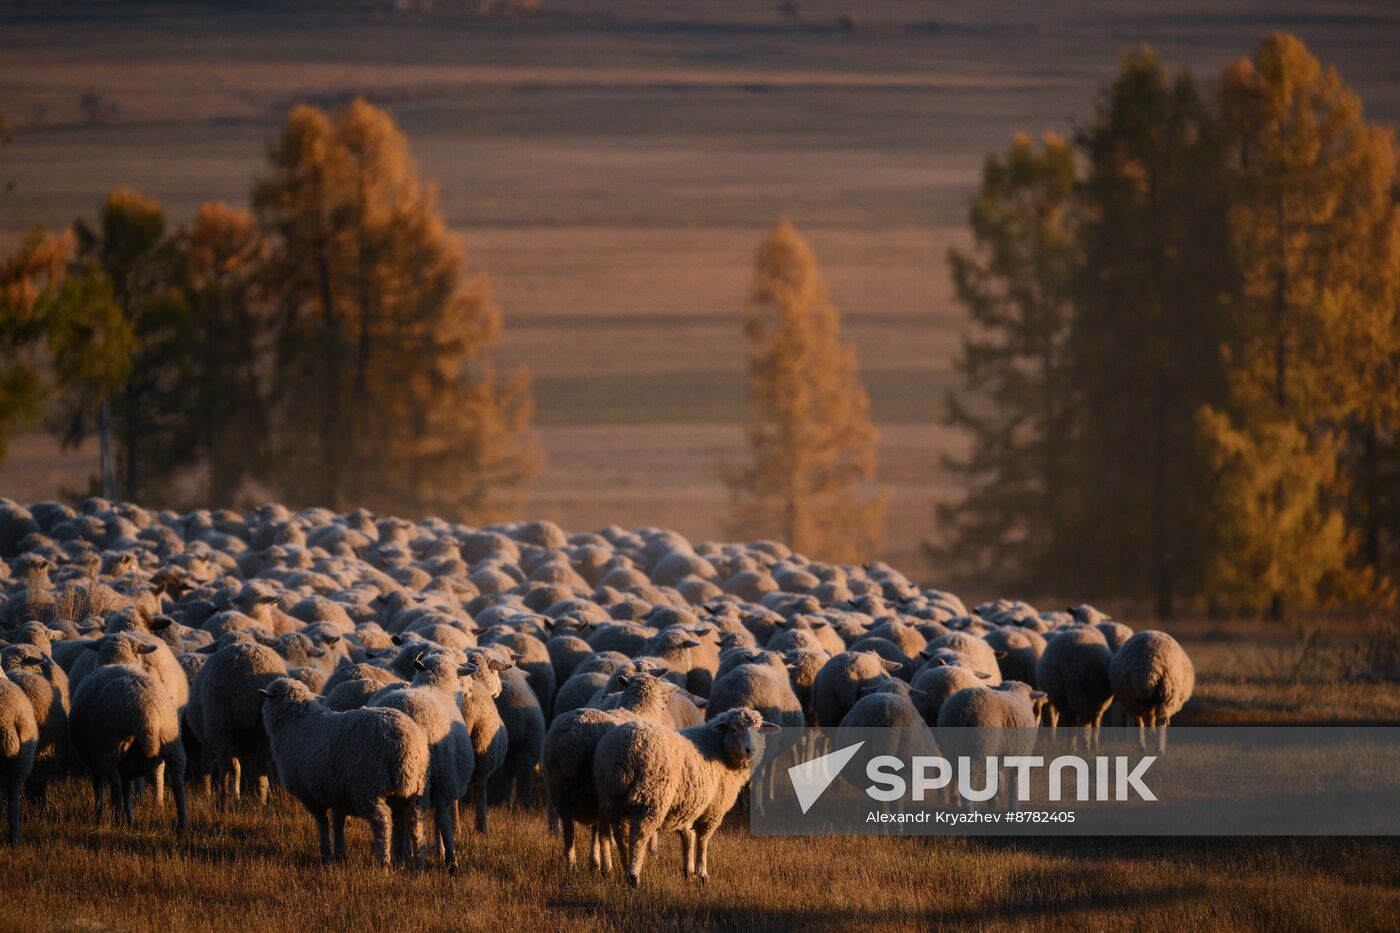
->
[709, 709, 780, 767]
[0, 643, 49, 674]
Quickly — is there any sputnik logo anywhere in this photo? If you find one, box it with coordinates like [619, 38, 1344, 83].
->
[786, 741, 864, 814]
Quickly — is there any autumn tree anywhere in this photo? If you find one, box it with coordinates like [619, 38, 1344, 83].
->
[726, 221, 886, 562]
[0, 229, 74, 461]
[178, 202, 271, 504]
[1202, 34, 1396, 615]
[930, 133, 1079, 588]
[253, 99, 537, 520]
[1067, 48, 1233, 615]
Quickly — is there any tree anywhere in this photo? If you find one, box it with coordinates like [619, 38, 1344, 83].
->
[253, 99, 538, 520]
[0, 229, 73, 461]
[179, 202, 272, 505]
[1067, 48, 1232, 615]
[726, 221, 886, 562]
[71, 187, 185, 501]
[1203, 33, 1395, 615]
[930, 132, 1079, 588]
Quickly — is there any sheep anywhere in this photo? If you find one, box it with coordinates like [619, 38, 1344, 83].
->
[488, 662, 546, 810]
[481, 628, 555, 719]
[839, 680, 935, 763]
[367, 652, 474, 869]
[1095, 621, 1136, 652]
[457, 647, 513, 833]
[0, 675, 38, 843]
[594, 707, 778, 886]
[1109, 631, 1194, 753]
[1036, 627, 1115, 745]
[0, 643, 68, 808]
[706, 663, 804, 729]
[811, 651, 900, 727]
[936, 681, 1046, 809]
[259, 677, 428, 867]
[982, 627, 1047, 686]
[68, 633, 187, 830]
[542, 671, 678, 870]
[781, 648, 827, 724]
[185, 636, 288, 803]
[908, 660, 990, 727]
[554, 671, 611, 719]
[919, 632, 1003, 684]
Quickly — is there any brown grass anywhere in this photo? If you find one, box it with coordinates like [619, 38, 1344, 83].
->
[3, 622, 1398, 932]
[3, 779, 1397, 933]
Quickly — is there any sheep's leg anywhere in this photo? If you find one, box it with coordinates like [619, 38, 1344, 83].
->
[474, 782, 489, 834]
[435, 794, 457, 872]
[332, 809, 347, 862]
[153, 760, 166, 807]
[227, 757, 242, 803]
[515, 766, 533, 810]
[1156, 714, 1169, 755]
[254, 772, 269, 805]
[678, 829, 695, 879]
[7, 775, 22, 845]
[560, 813, 576, 869]
[121, 778, 135, 826]
[600, 827, 613, 874]
[313, 809, 333, 865]
[625, 812, 654, 887]
[1135, 716, 1148, 753]
[694, 827, 716, 884]
[547, 800, 559, 835]
[167, 750, 188, 831]
[91, 773, 105, 823]
[368, 799, 393, 868]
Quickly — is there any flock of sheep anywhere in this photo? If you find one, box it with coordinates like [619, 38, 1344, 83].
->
[0, 497, 1194, 885]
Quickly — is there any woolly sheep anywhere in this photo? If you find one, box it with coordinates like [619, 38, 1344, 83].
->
[908, 661, 990, 727]
[0, 675, 38, 843]
[489, 663, 546, 809]
[1109, 631, 1194, 753]
[982, 627, 1047, 686]
[457, 647, 513, 833]
[919, 632, 1003, 684]
[706, 664, 804, 729]
[1036, 628, 1115, 743]
[1, 644, 68, 807]
[185, 637, 288, 802]
[594, 707, 778, 886]
[68, 633, 187, 830]
[542, 672, 678, 870]
[259, 677, 428, 867]
[554, 671, 611, 720]
[367, 652, 475, 869]
[781, 648, 828, 724]
[811, 651, 899, 727]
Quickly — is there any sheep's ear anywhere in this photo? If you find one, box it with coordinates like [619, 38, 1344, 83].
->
[692, 697, 706, 709]
[390, 635, 403, 646]
[879, 659, 902, 672]
[1031, 690, 1047, 700]
[196, 642, 219, 655]
[82, 641, 102, 652]
[309, 647, 326, 658]
[323, 635, 340, 646]
[147, 579, 167, 596]
[487, 658, 514, 672]
[150, 615, 175, 632]
[255, 634, 279, 647]
[22, 655, 45, 667]
[758, 721, 781, 733]
[509, 650, 524, 662]
[976, 670, 992, 680]
[681, 639, 702, 650]
[257, 593, 280, 605]
[541, 619, 555, 631]
[137, 643, 159, 655]
[993, 650, 1007, 660]
[413, 656, 427, 671]
[457, 663, 479, 676]
[616, 674, 630, 687]
[257, 688, 273, 699]
[650, 665, 671, 678]
[46, 629, 66, 642]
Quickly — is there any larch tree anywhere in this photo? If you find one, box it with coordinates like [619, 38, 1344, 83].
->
[0, 229, 73, 461]
[253, 99, 538, 520]
[930, 132, 1079, 588]
[1067, 48, 1232, 616]
[1202, 33, 1393, 615]
[180, 202, 272, 505]
[726, 220, 886, 562]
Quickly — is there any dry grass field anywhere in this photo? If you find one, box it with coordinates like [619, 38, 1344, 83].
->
[2, 620, 1397, 933]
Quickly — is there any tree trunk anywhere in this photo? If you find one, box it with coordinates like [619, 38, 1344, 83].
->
[99, 399, 117, 500]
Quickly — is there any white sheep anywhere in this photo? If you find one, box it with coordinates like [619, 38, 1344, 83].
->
[0, 674, 38, 843]
[68, 633, 188, 830]
[811, 650, 899, 727]
[259, 676, 429, 867]
[186, 637, 288, 803]
[1109, 631, 1194, 752]
[593, 707, 778, 886]
[0, 643, 68, 808]
[1036, 627, 1115, 745]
